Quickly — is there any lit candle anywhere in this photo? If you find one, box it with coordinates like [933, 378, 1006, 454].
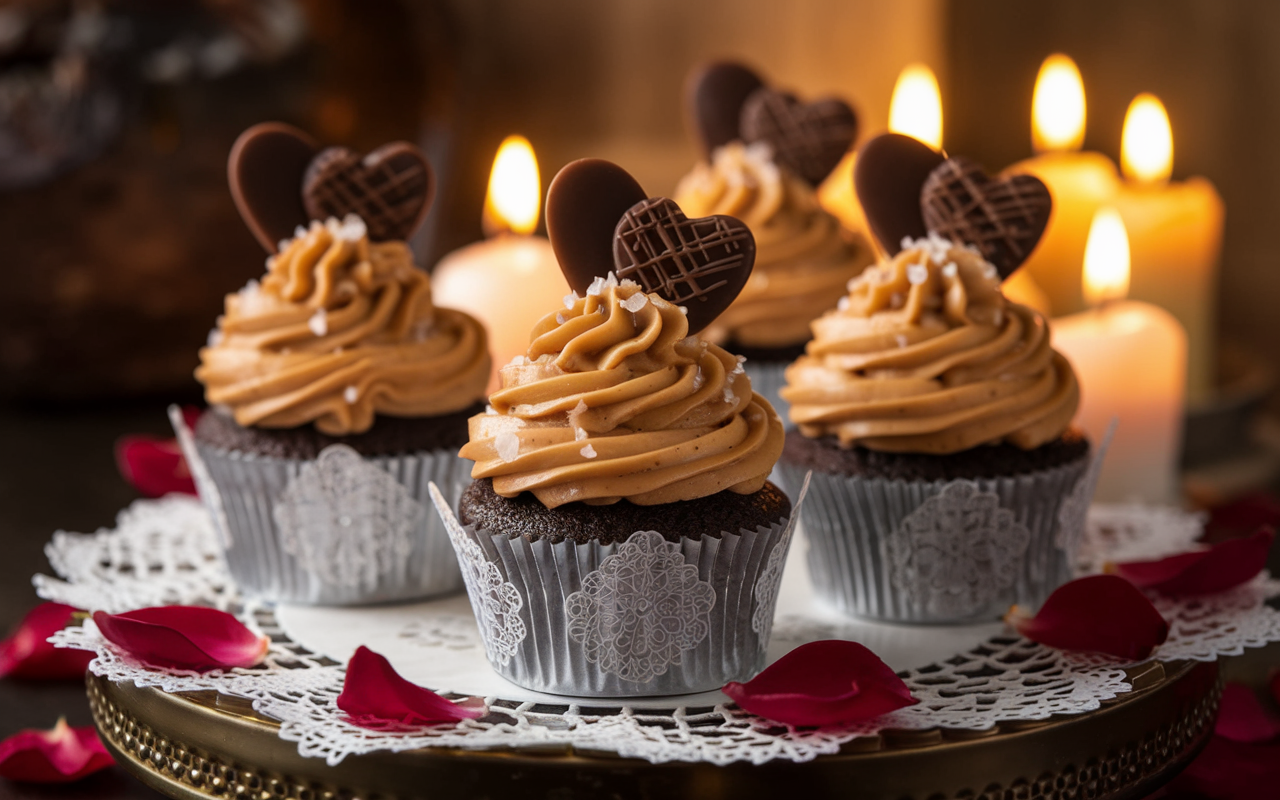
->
[1111, 94, 1224, 406]
[1006, 55, 1121, 317]
[1051, 208, 1187, 504]
[432, 135, 566, 392]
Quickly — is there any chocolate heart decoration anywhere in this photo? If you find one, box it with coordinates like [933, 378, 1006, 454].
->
[740, 88, 857, 186]
[228, 122, 318, 252]
[854, 133, 947, 256]
[920, 157, 1052, 279]
[613, 197, 755, 336]
[302, 143, 435, 242]
[546, 158, 648, 294]
[685, 61, 765, 157]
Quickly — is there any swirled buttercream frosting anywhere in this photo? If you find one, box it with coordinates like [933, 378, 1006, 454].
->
[781, 234, 1080, 454]
[197, 215, 490, 436]
[674, 141, 872, 349]
[460, 277, 785, 508]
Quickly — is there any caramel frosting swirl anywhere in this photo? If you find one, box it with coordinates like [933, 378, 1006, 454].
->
[460, 277, 785, 508]
[674, 141, 873, 349]
[781, 234, 1080, 454]
[197, 216, 490, 435]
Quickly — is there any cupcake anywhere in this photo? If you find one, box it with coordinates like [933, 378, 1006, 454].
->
[177, 123, 491, 605]
[777, 133, 1096, 624]
[673, 62, 874, 420]
[432, 159, 800, 697]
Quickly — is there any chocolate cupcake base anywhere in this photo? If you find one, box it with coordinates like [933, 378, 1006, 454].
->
[433, 480, 806, 697]
[174, 407, 474, 606]
[779, 434, 1096, 624]
[458, 478, 791, 544]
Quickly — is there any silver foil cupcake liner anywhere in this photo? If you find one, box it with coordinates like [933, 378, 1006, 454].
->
[428, 476, 810, 698]
[743, 359, 789, 427]
[171, 407, 468, 606]
[778, 455, 1094, 624]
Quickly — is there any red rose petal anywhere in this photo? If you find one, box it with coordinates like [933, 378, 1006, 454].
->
[1109, 528, 1274, 597]
[1215, 683, 1280, 744]
[1204, 491, 1280, 544]
[114, 407, 202, 498]
[336, 646, 485, 727]
[1006, 574, 1169, 660]
[0, 719, 113, 783]
[93, 607, 269, 671]
[1160, 735, 1280, 800]
[0, 603, 94, 680]
[722, 640, 918, 727]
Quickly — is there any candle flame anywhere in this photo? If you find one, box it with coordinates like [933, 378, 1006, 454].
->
[888, 64, 942, 149]
[1031, 54, 1086, 153]
[1082, 207, 1130, 306]
[483, 135, 540, 235]
[1121, 93, 1173, 186]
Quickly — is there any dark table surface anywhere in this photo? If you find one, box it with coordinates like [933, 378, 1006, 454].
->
[0, 400, 173, 800]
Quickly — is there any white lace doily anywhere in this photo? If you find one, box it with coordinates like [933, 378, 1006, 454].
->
[36, 496, 1280, 767]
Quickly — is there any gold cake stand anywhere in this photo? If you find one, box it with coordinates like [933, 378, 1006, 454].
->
[87, 658, 1220, 800]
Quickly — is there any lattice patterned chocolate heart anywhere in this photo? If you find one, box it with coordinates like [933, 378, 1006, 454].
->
[740, 88, 857, 186]
[685, 61, 765, 158]
[854, 132, 947, 257]
[920, 157, 1051, 278]
[613, 197, 755, 336]
[228, 122, 318, 253]
[302, 143, 435, 242]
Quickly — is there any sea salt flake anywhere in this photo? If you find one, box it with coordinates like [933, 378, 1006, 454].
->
[906, 263, 928, 285]
[505, 355, 526, 367]
[678, 306, 688, 315]
[992, 308, 1004, 326]
[343, 385, 358, 404]
[495, 432, 520, 463]
[941, 262, 958, 278]
[692, 367, 705, 391]
[620, 292, 648, 312]
[556, 313, 567, 324]
[308, 309, 328, 337]
[563, 292, 580, 309]
[206, 329, 224, 347]
[575, 427, 588, 441]
[837, 296, 850, 312]
[896, 334, 909, 348]
[580, 444, 597, 459]
[723, 386, 736, 403]
[587, 276, 606, 296]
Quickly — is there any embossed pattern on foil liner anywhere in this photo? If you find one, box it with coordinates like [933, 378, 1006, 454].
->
[431, 477, 810, 697]
[173, 410, 468, 606]
[778, 459, 1088, 624]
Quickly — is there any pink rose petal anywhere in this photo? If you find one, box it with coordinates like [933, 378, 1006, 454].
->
[1006, 574, 1169, 660]
[0, 603, 94, 680]
[722, 640, 918, 727]
[114, 407, 202, 498]
[1109, 527, 1274, 597]
[1216, 683, 1280, 744]
[0, 719, 113, 783]
[337, 646, 485, 727]
[93, 607, 269, 671]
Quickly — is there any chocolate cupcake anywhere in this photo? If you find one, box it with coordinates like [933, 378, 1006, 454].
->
[777, 134, 1102, 624]
[673, 62, 875, 420]
[175, 124, 491, 606]
[431, 159, 804, 697]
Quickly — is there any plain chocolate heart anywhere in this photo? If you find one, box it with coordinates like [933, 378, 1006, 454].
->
[854, 132, 947, 256]
[302, 143, 435, 242]
[685, 61, 766, 158]
[613, 197, 755, 336]
[740, 88, 858, 186]
[227, 122, 318, 253]
[920, 157, 1052, 279]
[546, 158, 648, 294]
